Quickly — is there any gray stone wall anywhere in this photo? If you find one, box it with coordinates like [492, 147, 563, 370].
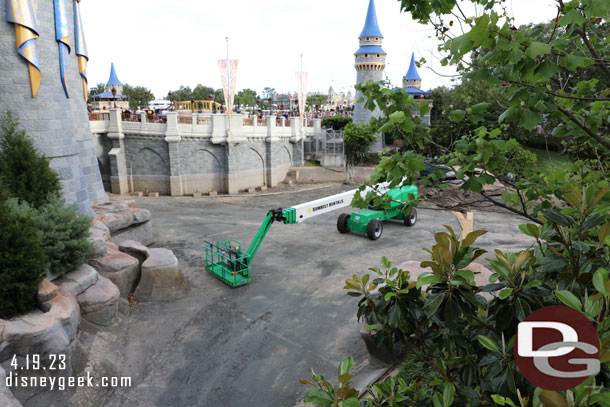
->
[0, 0, 106, 214]
[124, 138, 170, 195]
[92, 132, 296, 195]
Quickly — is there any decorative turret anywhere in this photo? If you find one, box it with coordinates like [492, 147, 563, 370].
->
[354, 0, 386, 74]
[403, 52, 422, 89]
[353, 0, 386, 152]
[105, 62, 123, 94]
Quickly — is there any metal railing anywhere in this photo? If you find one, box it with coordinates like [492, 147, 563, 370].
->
[243, 117, 253, 126]
[257, 118, 266, 126]
[89, 112, 109, 121]
[197, 116, 212, 125]
[122, 113, 141, 122]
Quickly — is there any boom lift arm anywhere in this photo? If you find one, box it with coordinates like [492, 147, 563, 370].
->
[204, 183, 413, 287]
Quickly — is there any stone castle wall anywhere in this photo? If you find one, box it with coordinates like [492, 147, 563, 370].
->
[0, 0, 106, 214]
[90, 111, 312, 195]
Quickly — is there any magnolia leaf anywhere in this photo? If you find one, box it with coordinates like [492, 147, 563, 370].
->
[478, 335, 499, 352]
[592, 268, 609, 296]
[499, 288, 514, 300]
[539, 390, 569, 407]
[462, 230, 488, 248]
[599, 222, 610, 243]
[304, 389, 334, 404]
[555, 290, 582, 310]
[417, 274, 440, 288]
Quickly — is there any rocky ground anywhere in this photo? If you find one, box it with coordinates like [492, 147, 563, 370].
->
[6, 183, 534, 407]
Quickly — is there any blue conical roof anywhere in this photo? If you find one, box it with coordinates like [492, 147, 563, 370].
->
[106, 63, 122, 86]
[405, 52, 421, 80]
[359, 0, 383, 38]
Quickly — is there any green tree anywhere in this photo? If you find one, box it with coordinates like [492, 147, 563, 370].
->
[343, 123, 376, 179]
[168, 85, 193, 102]
[0, 111, 62, 208]
[237, 88, 258, 107]
[263, 87, 277, 99]
[307, 94, 328, 108]
[0, 195, 47, 319]
[303, 0, 610, 405]
[122, 84, 154, 109]
[322, 116, 352, 130]
[192, 84, 215, 101]
[214, 88, 225, 105]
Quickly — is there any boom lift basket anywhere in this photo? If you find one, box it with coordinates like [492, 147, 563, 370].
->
[204, 239, 251, 287]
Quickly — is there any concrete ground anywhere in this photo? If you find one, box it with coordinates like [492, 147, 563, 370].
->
[101, 184, 531, 407]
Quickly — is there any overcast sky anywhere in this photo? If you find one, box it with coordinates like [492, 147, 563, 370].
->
[80, 0, 558, 99]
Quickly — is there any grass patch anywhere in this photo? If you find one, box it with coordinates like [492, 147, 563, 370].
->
[528, 148, 572, 175]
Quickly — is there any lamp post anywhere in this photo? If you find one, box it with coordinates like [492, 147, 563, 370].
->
[268, 98, 273, 115]
[144, 91, 149, 109]
[167, 92, 173, 111]
[190, 98, 195, 114]
[111, 87, 117, 109]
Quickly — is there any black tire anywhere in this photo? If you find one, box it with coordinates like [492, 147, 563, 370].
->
[403, 208, 417, 226]
[337, 213, 350, 233]
[366, 219, 383, 240]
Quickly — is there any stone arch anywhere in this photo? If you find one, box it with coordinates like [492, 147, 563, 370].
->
[130, 148, 169, 195]
[237, 147, 265, 191]
[184, 149, 223, 194]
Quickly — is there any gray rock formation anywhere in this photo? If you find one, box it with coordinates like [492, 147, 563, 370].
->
[134, 248, 189, 302]
[88, 248, 140, 298]
[0, 281, 79, 375]
[0, 365, 22, 407]
[118, 239, 149, 266]
[76, 275, 119, 327]
[54, 264, 99, 297]
[92, 200, 153, 245]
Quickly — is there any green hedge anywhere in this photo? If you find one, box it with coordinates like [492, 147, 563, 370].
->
[0, 193, 47, 319]
[0, 111, 61, 208]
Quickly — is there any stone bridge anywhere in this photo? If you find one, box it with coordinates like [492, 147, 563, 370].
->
[90, 110, 323, 195]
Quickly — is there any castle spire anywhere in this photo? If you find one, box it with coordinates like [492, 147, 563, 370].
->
[359, 0, 383, 38]
[405, 52, 421, 80]
[106, 62, 122, 86]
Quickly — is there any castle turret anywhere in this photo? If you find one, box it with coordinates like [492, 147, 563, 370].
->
[353, 0, 386, 152]
[402, 52, 433, 125]
[403, 52, 422, 89]
[105, 62, 123, 95]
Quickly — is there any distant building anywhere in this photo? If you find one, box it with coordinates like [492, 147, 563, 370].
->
[91, 63, 129, 110]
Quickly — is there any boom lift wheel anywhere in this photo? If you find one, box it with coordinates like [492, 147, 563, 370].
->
[337, 213, 350, 233]
[403, 208, 417, 226]
[367, 219, 383, 240]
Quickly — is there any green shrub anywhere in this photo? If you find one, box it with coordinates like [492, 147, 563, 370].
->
[321, 116, 352, 130]
[0, 194, 47, 319]
[0, 111, 62, 208]
[31, 195, 92, 276]
[503, 146, 538, 177]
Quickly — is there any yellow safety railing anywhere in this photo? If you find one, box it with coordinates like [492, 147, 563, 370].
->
[174, 100, 224, 113]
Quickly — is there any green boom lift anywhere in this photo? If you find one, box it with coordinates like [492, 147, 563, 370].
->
[204, 183, 418, 287]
